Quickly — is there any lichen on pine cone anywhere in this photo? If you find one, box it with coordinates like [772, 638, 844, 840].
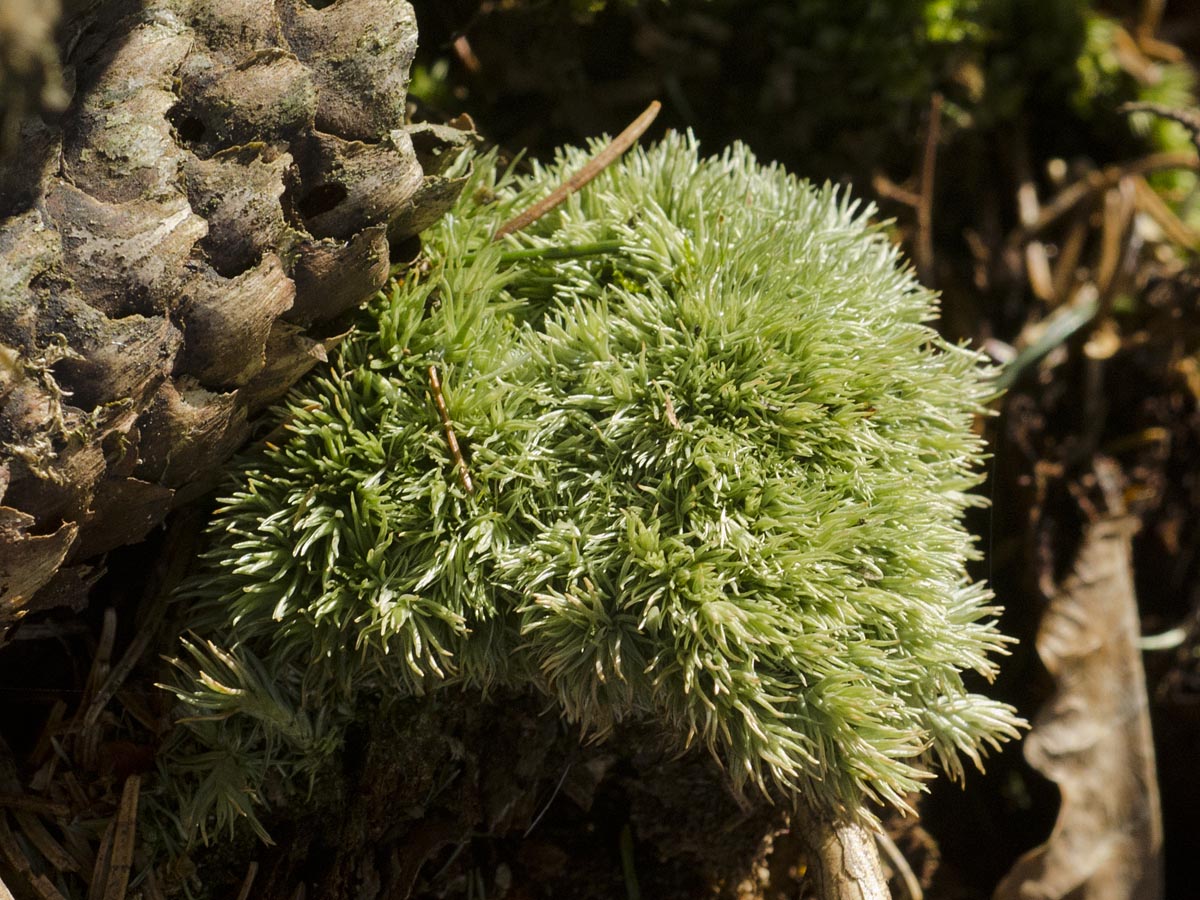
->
[164, 133, 1023, 845]
[0, 0, 471, 638]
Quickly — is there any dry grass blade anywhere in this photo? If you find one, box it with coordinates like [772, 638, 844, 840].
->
[0, 814, 66, 898]
[493, 100, 662, 239]
[100, 776, 139, 900]
[141, 869, 167, 900]
[81, 619, 157, 733]
[27, 874, 66, 900]
[12, 812, 76, 873]
[28, 701, 67, 773]
[0, 796, 67, 818]
[0, 813, 32, 881]
[85, 814, 115, 900]
[75, 610, 118, 773]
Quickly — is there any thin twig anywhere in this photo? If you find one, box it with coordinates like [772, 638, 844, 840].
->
[915, 93, 942, 284]
[494, 101, 662, 239]
[1120, 101, 1200, 155]
[871, 173, 921, 208]
[619, 824, 641, 900]
[1130, 174, 1200, 248]
[1017, 151, 1199, 241]
[428, 365, 473, 493]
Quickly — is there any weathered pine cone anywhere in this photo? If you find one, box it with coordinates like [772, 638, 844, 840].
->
[0, 0, 471, 639]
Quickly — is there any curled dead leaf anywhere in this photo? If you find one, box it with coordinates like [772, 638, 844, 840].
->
[995, 517, 1163, 900]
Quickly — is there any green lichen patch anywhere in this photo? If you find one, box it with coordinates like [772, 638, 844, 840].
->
[158, 132, 1022, 849]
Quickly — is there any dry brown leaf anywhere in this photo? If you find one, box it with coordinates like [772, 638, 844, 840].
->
[995, 517, 1163, 900]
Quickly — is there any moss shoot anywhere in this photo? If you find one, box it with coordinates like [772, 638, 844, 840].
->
[159, 132, 1022, 848]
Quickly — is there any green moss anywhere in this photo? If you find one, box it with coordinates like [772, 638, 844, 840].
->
[156, 133, 1022, 849]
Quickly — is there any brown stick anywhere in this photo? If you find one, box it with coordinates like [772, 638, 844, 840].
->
[915, 93, 942, 285]
[793, 804, 892, 900]
[428, 365, 473, 494]
[1120, 101, 1200, 155]
[1135, 0, 1166, 48]
[493, 101, 662, 239]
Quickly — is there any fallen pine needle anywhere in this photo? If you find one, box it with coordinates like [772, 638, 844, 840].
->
[429, 365, 473, 494]
[494, 100, 662, 239]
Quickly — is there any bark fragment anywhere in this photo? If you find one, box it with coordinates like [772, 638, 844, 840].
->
[0, 0, 472, 636]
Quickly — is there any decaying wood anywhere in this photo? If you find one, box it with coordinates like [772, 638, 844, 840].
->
[994, 517, 1164, 900]
[0, 0, 476, 640]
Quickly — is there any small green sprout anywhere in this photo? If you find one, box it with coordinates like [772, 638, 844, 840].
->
[161, 132, 1022, 845]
